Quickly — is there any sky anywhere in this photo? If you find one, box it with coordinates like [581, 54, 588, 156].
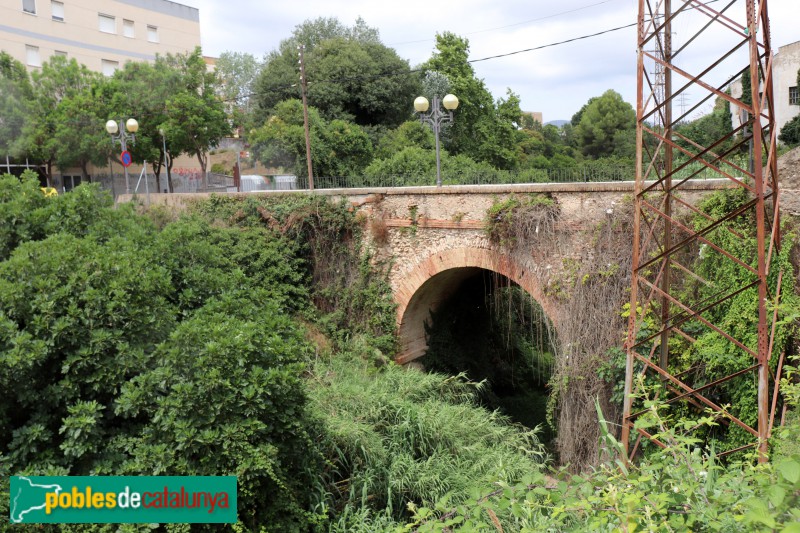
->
[181, 0, 800, 123]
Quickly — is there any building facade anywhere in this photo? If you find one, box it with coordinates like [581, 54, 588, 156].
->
[730, 40, 800, 140]
[0, 0, 200, 76]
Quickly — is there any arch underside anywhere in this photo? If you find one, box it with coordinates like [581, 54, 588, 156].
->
[394, 247, 552, 364]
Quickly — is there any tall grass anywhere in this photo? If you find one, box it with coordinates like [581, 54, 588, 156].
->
[307, 346, 546, 526]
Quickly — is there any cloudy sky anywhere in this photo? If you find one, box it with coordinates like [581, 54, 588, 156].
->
[181, 0, 800, 123]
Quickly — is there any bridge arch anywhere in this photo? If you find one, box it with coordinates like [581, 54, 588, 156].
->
[394, 247, 555, 364]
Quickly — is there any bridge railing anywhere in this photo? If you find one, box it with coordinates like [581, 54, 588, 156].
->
[292, 166, 637, 190]
[291, 163, 736, 190]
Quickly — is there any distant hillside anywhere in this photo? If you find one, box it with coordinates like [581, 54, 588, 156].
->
[545, 120, 569, 127]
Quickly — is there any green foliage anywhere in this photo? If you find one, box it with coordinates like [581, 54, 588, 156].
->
[250, 99, 373, 177]
[158, 49, 230, 174]
[676, 96, 734, 152]
[407, 402, 800, 532]
[254, 17, 420, 128]
[779, 114, 800, 147]
[0, 173, 150, 261]
[741, 68, 753, 107]
[421, 33, 523, 170]
[115, 291, 319, 530]
[573, 89, 636, 159]
[363, 146, 511, 186]
[309, 351, 546, 524]
[186, 193, 397, 353]
[373, 121, 434, 160]
[679, 189, 799, 453]
[0, 52, 32, 157]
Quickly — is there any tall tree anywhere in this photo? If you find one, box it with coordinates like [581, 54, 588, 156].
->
[50, 81, 111, 180]
[111, 60, 179, 192]
[421, 33, 522, 169]
[160, 49, 229, 181]
[112, 48, 229, 191]
[20, 56, 101, 185]
[0, 53, 32, 159]
[214, 51, 262, 132]
[254, 17, 419, 128]
[573, 89, 635, 159]
[250, 99, 372, 178]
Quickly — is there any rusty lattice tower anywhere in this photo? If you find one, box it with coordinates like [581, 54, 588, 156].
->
[622, 0, 781, 462]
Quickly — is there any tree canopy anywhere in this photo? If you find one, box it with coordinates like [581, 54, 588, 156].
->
[572, 89, 635, 159]
[254, 17, 420, 128]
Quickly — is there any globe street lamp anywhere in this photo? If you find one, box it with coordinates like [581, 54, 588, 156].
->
[106, 118, 138, 194]
[414, 94, 459, 187]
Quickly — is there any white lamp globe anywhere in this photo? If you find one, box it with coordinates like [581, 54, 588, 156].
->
[126, 118, 139, 133]
[442, 94, 459, 110]
[414, 96, 430, 113]
[105, 120, 118, 135]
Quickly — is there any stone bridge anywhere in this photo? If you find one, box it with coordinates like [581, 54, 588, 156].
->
[121, 180, 731, 364]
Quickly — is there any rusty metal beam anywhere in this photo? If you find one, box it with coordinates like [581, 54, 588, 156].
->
[623, 0, 780, 465]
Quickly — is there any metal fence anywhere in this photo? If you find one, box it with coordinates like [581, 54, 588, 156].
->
[55, 161, 736, 199]
[84, 171, 233, 199]
[293, 166, 636, 190]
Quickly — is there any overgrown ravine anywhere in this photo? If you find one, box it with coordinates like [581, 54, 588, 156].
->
[420, 270, 557, 445]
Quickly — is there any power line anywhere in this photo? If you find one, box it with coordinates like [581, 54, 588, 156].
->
[468, 22, 637, 64]
[388, 0, 621, 46]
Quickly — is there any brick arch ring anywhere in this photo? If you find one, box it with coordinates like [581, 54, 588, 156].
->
[393, 246, 556, 364]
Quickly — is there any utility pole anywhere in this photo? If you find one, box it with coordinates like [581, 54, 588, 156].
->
[298, 44, 314, 190]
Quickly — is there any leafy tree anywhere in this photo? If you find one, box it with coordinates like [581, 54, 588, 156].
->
[421, 33, 522, 169]
[573, 89, 636, 159]
[110, 60, 178, 192]
[50, 79, 112, 180]
[254, 17, 419, 128]
[214, 51, 262, 131]
[19, 56, 102, 185]
[111, 48, 228, 191]
[250, 99, 372, 177]
[373, 120, 434, 160]
[159, 48, 229, 182]
[0, 53, 32, 159]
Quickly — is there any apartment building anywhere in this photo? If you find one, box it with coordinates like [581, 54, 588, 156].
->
[0, 0, 201, 76]
[730, 40, 800, 140]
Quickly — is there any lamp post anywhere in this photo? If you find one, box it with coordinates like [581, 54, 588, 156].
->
[414, 94, 459, 187]
[159, 127, 171, 193]
[106, 118, 138, 194]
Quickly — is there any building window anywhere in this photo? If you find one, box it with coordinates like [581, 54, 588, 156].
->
[147, 25, 158, 43]
[22, 0, 36, 14]
[51, 0, 63, 21]
[99, 14, 115, 34]
[101, 59, 119, 77]
[54, 50, 67, 58]
[123, 19, 135, 38]
[62, 175, 82, 193]
[790, 87, 799, 106]
[26, 45, 40, 67]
